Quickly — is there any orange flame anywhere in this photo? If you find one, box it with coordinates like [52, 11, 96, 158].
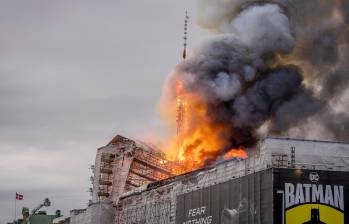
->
[160, 71, 248, 173]
[223, 147, 248, 160]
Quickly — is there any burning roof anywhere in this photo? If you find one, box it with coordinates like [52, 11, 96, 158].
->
[119, 137, 349, 200]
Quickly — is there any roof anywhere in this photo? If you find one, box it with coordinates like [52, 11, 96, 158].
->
[119, 137, 349, 200]
[105, 134, 166, 158]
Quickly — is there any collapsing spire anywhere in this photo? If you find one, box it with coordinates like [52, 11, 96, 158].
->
[176, 98, 186, 136]
[177, 11, 189, 138]
[183, 10, 189, 60]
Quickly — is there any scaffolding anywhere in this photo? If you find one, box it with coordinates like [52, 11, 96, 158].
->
[125, 147, 184, 189]
[98, 153, 115, 200]
[93, 135, 184, 203]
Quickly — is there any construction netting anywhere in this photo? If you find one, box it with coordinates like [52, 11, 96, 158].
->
[176, 169, 273, 224]
[70, 201, 114, 224]
[116, 198, 172, 224]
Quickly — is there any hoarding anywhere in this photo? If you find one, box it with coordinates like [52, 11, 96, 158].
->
[274, 169, 349, 224]
[176, 169, 273, 224]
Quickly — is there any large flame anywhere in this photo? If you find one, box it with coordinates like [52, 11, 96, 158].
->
[161, 72, 248, 172]
[223, 147, 248, 160]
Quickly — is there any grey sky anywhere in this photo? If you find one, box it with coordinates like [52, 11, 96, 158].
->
[0, 1, 208, 222]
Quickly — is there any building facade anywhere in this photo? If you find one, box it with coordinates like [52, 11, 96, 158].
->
[115, 137, 349, 224]
[70, 135, 181, 224]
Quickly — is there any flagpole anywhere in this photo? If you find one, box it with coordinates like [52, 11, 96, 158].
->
[14, 193, 17, 223]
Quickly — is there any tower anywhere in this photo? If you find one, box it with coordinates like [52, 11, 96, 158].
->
[176, 98, 185, 136]
[182, 10, 189, 60]
[176, 11, 189, 138]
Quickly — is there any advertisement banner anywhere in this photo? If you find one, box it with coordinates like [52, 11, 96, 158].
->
[176, 169, 273, 224]
[274, 169, 349, 224]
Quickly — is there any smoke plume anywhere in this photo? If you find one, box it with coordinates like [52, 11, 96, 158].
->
[161, 0, 349, 167]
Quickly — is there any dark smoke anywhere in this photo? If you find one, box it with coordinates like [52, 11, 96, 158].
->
[165, 0, 349, 156]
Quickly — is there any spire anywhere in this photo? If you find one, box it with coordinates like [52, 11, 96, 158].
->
[183, 10, 189, 60]
[177, 11, 189, 139]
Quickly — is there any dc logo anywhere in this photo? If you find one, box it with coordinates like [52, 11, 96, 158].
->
[309, 172, 319, 182]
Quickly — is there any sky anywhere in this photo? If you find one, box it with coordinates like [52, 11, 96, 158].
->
[0, 1, 208, 222]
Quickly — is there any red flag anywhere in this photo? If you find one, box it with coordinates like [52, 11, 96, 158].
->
[16, 193, 23, 200]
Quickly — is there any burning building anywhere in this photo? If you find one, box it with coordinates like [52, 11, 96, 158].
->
[90, 135, 182, 204]
[68, 135, 349, 224]
[70, 0, 349, 223]
[115, 137, 349, 224]
[70, 135, 183, 224]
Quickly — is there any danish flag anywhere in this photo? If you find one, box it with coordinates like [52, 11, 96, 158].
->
[16, 193, 23, 200]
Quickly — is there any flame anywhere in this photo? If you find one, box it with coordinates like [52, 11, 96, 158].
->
[223, 147, 248, 160]
[160, 72, 248, 173]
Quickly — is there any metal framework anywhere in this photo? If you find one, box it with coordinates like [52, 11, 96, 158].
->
[125, 147, 183, 189]
[98, 153, 115, 199]
[182, 10, 189, 60]
[176, 11, 189, 137]
[176, 98, 186, 136]
[95, 135, 184, 202]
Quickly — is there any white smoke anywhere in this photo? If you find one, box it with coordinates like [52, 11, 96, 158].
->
[232, 4, 294, 54]
[210, 72, 241, 101]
